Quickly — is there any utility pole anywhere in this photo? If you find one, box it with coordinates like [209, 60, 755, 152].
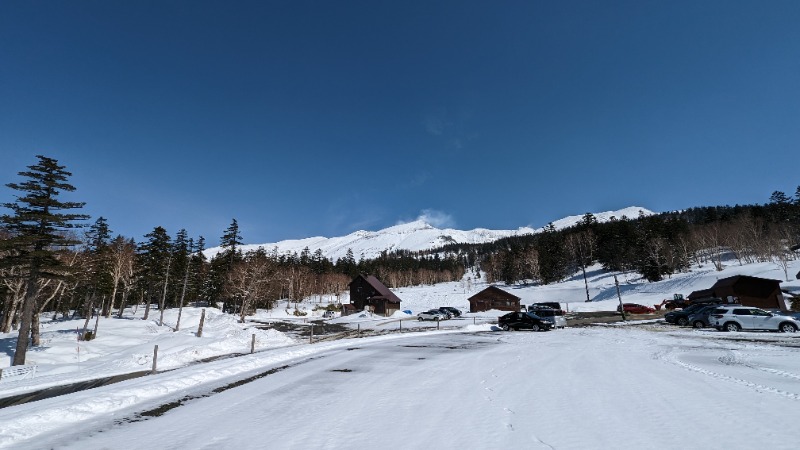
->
[615, 275, 626, 321]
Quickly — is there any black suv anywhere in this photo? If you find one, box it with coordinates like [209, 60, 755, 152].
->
[498, 312, 552, 332]
[439, 306, 462, 318]
[664, 299, 723, 326]
[530, 302, 563, 312]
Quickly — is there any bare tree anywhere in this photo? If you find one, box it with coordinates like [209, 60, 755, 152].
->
[224, 251, 276, 323]
[566, 231, 595, 301]
[106, 236, 135, 318]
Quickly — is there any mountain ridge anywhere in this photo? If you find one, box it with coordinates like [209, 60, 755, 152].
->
[204, 206, 654, 261]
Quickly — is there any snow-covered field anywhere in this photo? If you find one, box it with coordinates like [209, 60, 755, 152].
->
[3, 325, 800, 449]
[1, 258, 798, 449]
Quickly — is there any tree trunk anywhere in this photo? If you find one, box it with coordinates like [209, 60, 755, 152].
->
[93, 295, 105, 337]
[117, 289, 130, 319]
[13, 270, 41, 366]
[175, 263, 190, 332]
[31, 312, 41, 346]
[1, 295, 19, 333]
[82, 293, 94, 336]
[581, 263, 590, 303]
[143, 289, 152, 320]
[106, 279, 119, 318]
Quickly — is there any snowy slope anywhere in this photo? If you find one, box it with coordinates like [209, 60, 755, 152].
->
[205, 206, 653, 261]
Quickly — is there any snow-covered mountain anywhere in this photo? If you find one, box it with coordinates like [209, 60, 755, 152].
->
[205, 206, 653, 261]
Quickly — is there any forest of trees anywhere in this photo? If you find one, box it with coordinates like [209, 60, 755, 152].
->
[1, 155, 799, 365]
[469, 193, 800, 290]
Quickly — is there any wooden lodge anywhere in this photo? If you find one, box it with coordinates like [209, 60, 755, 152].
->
[347, 274, 402, 317]
[467, 286, 521, 313]
[689, 275, 787, 311]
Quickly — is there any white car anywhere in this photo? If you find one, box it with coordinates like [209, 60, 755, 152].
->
[417, 309, 445, 321]
[710, 306, 799, 332]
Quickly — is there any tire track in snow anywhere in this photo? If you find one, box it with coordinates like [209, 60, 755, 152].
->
[717, 347, 800, 382]
[658, 347, 800, 401]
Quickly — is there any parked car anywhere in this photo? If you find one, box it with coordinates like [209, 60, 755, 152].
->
[497, 312, 552, 332]
[617, 303, 656, 314]
[527, 305, 567, 328]
[436, 308, 453, 319]
[664, 303, 713, 325]
[530, 302, 563, 311]
[418, 309, 446, 321]
[686, 304, 721, 328]
[710, 306, 800, 332]
[439, 306, 462, 317]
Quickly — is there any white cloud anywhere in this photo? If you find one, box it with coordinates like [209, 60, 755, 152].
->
[423, 114, 447, 136]
[416, 209, 456, 228]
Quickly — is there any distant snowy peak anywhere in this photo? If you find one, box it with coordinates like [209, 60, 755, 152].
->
[204, 206, 654, 261]
[545, 206, 653, 231]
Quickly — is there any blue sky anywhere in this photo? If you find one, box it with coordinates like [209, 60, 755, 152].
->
[2, 1, 799, 246]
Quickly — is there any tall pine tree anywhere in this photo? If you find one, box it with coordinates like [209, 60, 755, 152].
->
[1, 156, 88, 365]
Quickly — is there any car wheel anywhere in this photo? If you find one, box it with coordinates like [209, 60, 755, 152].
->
[693, 321, 704, 329]
[501, 324, 510, 331]
[531, 324, 540, 332]
[724, 322, 741, 332]
[779, 322, 798, 333]
[418, 317, 423, 321]
[677, 317, 689, 326]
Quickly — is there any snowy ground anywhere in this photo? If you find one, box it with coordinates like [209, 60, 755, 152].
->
[2, 325, 800, 449]
[1, 258, 798, 448]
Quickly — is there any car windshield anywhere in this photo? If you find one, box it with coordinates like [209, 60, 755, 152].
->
[525, 312, 541, 319]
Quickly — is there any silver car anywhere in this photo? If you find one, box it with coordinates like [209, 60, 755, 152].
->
[527, 306, 567, 329]
[710, 306, 799, 332]
[417, 309, 445, 321]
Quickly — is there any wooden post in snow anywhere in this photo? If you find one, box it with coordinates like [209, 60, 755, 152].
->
[399, 320, 402, 332]
[197, 309, 206, 337]
[309, 325, 313, 344]
[151, 345, 158, 374]
[251, 333, 256, 354]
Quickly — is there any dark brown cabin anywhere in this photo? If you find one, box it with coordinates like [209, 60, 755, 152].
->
[691, 275, 786, 311]
[467, 286, 521, 313]
[687, 288, 716, 301]
[347, 274, 402, 317]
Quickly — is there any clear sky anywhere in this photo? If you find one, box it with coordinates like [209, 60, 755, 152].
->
[2, 1, 799, 246]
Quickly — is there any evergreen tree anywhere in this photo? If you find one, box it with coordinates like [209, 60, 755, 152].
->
[138, 226, 171, 320]
[170, 229, 190, 308]
[84, 217, 115, 317]
[537, 224, 568, 284]
[220, 218, 243, 258]
[190, 236, 209, 303]
[1, 155, 88, 365]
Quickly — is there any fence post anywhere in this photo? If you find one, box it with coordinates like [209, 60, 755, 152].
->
[399, 320, 402, 332]
[251, 333, 256, 354]
[473, 317, 476, 325]
[310, 325, 313, 344]
[197, 309, 206, 337]
[357, 323, 360, 334]
[437, 320, 440, 330]
[151, 345, 158, 374]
